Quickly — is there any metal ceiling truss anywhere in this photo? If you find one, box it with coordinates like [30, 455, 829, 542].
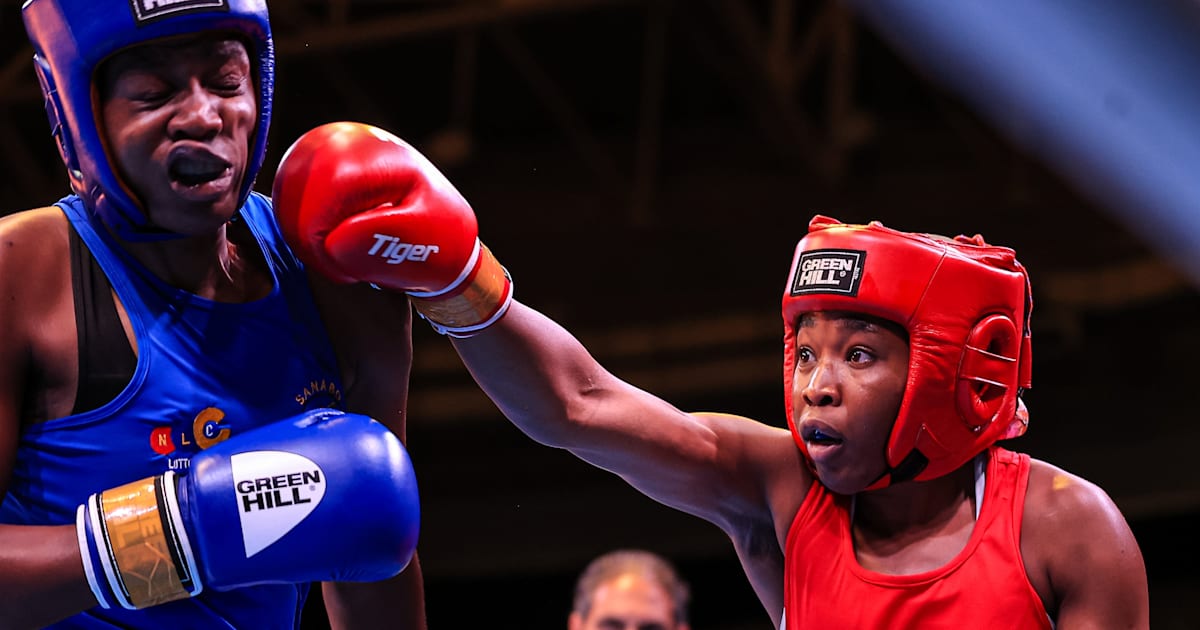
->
[0, 0, 868, 217]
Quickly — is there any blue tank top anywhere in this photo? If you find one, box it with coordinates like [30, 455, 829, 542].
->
[0, 194, 344, 629]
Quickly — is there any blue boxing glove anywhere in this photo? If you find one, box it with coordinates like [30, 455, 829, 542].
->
[75, 409, 419, 610]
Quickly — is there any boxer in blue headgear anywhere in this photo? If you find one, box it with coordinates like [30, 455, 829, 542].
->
[0, 2, 428, 628]
[25, 0, 275, 239]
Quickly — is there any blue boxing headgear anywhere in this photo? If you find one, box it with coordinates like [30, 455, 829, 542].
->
[22, 0, 274, 240]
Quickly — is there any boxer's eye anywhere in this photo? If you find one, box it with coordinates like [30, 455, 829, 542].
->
[847, 348, 874, 365]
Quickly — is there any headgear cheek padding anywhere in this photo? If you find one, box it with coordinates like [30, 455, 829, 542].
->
[22, 0, 274, 241]
[782, 215, 1033, 487]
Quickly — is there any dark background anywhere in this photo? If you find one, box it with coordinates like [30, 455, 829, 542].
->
[2, 1, 1197, 627]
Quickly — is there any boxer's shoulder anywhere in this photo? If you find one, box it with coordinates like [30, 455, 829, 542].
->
[1023, 457, 1118, 531]
[0, 206, 75, 422]
[693, 412, 813, 539]
[1020, 457, 1140, 611]
[0, 206, 71, 315]
[0, 205, 70, 253]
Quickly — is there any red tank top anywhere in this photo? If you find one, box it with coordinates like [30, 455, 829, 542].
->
[783, 447, 1052, 629]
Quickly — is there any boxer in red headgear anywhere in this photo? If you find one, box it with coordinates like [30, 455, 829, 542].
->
[782, 215, 1033, 490]
[273, 122, 1149, 630]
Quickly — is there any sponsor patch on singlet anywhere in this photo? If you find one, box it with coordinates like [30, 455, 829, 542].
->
[130, 0, 229, 24]
[789, 248, 866, 297]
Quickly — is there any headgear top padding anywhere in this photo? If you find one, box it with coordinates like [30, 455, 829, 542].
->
[782, 215, 1033, 488]
[22, 0, 274, 241]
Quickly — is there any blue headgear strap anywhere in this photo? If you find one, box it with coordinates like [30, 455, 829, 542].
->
[22, 0, 274, 241]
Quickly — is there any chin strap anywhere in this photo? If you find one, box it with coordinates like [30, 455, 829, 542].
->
[862, 450, 930, 491]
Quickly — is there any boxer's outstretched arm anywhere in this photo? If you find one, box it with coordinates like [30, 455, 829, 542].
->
[270, 122, 805, 532]
[271, 122, 806, 624]
[453, 301, 799, 529]
[452, 301, 805, 623]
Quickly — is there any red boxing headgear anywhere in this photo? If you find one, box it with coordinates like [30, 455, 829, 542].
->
[782, 215, 1033, 488]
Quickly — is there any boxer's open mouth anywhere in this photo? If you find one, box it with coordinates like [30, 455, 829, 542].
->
[168, 147, 232, 187]
[809, 429, 842, 446]
[800, 423, 844, 446]
[170, 159, 231, 187]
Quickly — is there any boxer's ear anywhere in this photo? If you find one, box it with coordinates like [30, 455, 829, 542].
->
[956, 314, 1021, 430]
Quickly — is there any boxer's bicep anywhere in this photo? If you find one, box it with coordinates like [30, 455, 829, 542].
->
[564, 391, 742, 519]
[0, 218, 33, 500]
[609, 410, 802, 531]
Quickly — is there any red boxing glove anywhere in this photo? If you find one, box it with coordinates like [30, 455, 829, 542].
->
[272, 122, 512, 336]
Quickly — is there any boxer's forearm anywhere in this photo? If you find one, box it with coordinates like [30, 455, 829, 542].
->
[452, 300, 613, 448]
[324, 554, 427, 630]
[451, 300, 707, 463]
[0, 523, 99, 629]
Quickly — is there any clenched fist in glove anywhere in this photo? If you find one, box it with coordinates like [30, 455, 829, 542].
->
[77, 409, 420, 610]
[272, 122, 512, 336]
